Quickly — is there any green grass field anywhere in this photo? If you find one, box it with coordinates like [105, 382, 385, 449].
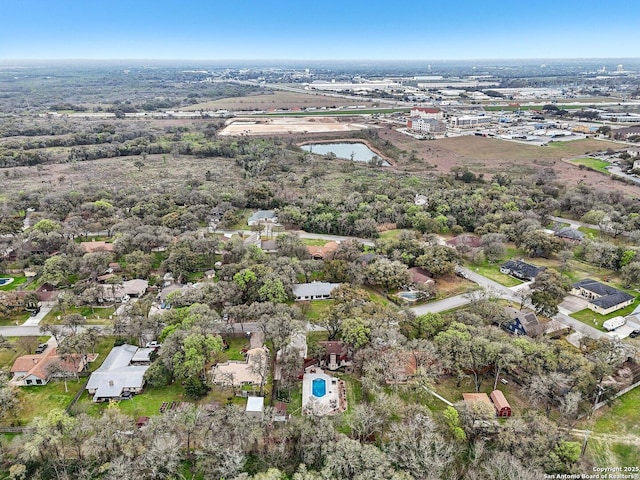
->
[0, 311, 30, 327]
[467, 246, 525, 287]
[0, 275, 28, 291]
[470, 264, 523, 287]
[303, 300, 334, 322]
[80, 382, 187, 418]
[43, 306, 115, 325]
[301, 238, 330, 247]
[590, 386, 640, 436]
[578, 226, 600, 238]
[363, 287, 392, 306]
[580, 386, 640, 468]
[13, 380, 81, 426]
[220, 335, 251, 362]
[0, 345, 22, 370]
[378, 229, 412, 240]
[570, 157, 610, 174]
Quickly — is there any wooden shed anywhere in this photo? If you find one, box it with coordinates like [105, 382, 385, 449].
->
[490, 390, 512, 417]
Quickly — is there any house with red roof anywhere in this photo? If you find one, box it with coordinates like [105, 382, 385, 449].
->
[10, 346, 89, 386]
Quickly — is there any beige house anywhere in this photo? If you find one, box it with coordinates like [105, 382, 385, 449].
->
[571, 279, 635, 315]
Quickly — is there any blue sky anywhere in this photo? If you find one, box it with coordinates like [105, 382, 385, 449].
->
[1, 0, 639, 60]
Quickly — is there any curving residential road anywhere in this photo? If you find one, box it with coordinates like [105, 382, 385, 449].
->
[549, 216, 600, 231]
[409, 266, 609, 340]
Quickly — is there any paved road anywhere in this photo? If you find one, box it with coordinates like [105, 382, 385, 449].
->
[556, 307, 609, 340]
[409, 266, 523, 316]
[0, 325, 49, 337]
[411, 294, 470, 315]
[408, 266, 613, 341]
[549, 216, 600, 231]
[608, 165, 640, 186]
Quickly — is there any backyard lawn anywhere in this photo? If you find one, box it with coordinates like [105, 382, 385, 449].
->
[590, 386, 640, 436]
[468, 264, 522, 287]
[363, 286, 391, 307]
[303, 300, 334, 322]
[578, 226, 601, 238]
[12, 380, 82, 426]
[286, 387, 303, 416]
[0, 275, 28, 291]
[78, 382, 188, 418]
[0, 336, 51, 368]
[220, 335, 251, 362]
[0, 344, 21, 371]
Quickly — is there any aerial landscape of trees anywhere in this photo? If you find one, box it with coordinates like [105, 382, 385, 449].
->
[0, 63, 640, 480]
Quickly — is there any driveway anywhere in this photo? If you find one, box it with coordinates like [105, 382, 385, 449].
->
[609, 324, 635, 340]
[559, 295, 590, 314]
[22, 303, 54, 326]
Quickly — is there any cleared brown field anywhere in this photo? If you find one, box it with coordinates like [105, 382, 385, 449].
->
[183, 90, 375, 111]
[219, 116, 371, 136]
[0, 154, 242, 197]
[378, 126, 639, 195]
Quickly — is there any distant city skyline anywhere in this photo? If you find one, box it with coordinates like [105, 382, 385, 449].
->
[2, 0, 639, 61]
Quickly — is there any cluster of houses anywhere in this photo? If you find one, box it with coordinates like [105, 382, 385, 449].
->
[9, 341, 155, 401]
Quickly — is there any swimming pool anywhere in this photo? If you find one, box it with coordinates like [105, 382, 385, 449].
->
[312, 378, 327, 398]
[398, 291, 419, 301]
[0, 278, 13, 287]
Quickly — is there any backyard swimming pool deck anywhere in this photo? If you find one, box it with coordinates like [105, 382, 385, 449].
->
[302, 369, 346, 416]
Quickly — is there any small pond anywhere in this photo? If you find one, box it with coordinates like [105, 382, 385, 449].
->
[301, 142, 390, 166]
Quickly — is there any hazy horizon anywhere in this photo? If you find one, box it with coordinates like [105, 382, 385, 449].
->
[2, 0, 639, 61]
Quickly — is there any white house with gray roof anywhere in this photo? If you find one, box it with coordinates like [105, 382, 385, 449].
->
[571, 279, 635, 315]
[292, 282, 340, 301]
[86, 344, 150, 402]
[248, 210, 277, 226]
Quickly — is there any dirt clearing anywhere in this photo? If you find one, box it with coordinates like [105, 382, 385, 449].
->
[219, 116, 371, 136]
[378, 127, 639, 195]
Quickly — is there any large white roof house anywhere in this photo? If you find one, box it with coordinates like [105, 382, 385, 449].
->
[247, 210, 278, 226]
[292, 282, 340, 301]
[86, 344, 150, 402]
